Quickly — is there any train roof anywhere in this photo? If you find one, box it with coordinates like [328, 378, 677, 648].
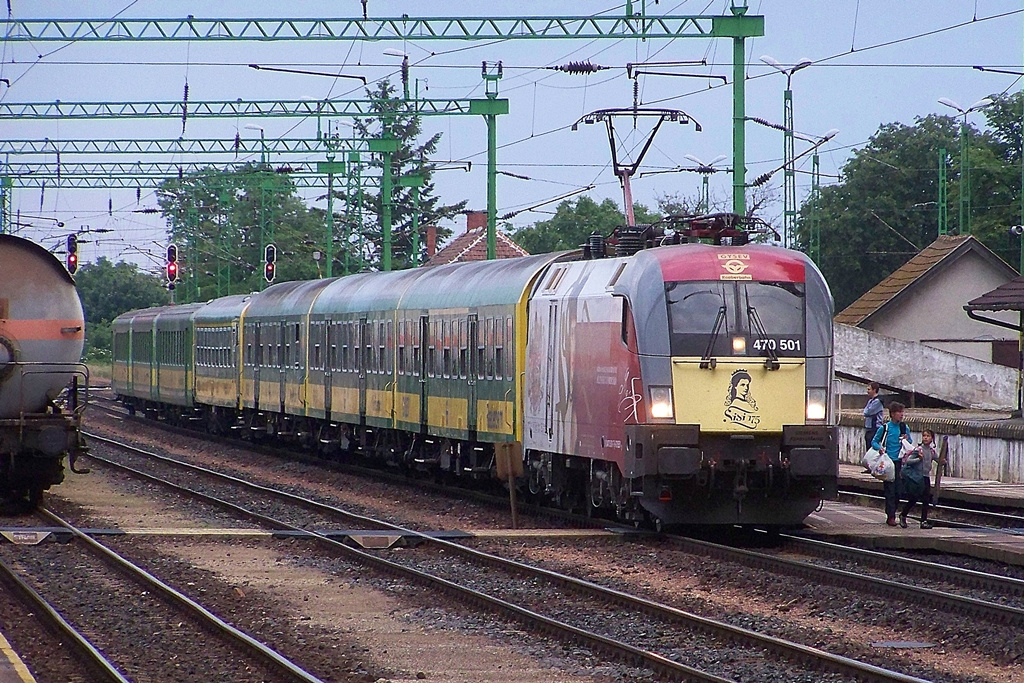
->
[399, 252, 563, 310]
[311, 269, 425, 316]
[192, 294, 252, 323]
[111, 302, 204, 329]
[244, 278, 337, 319]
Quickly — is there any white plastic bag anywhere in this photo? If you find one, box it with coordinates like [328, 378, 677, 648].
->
[863, 448, 895, 482]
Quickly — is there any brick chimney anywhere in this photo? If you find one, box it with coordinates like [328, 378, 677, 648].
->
[426, 224, 437, 258]
[466, 210, 487, 232]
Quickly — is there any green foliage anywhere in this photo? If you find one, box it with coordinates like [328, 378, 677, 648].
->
[75, 257, 169, 358]
[796, 97, 1024, 311]
[511, 196, 660, 255]
[353, 80, 467, 269]
[157, 164, 325, 299]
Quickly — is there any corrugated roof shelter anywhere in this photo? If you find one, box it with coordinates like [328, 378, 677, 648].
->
[965, 277, 1024, 415]
[835, 234, 1019, 364]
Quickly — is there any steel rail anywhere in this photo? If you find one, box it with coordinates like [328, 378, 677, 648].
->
[782, 533, 1024, 598]
[0, 556, 131, 683]
[85, 431, 930, 683]
[667, 534, 1024, 627]
[36, 507, 328, 683]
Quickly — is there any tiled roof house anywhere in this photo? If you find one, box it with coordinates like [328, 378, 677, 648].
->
[835, 234, 1019, 365]
[425, 211, 529, 265]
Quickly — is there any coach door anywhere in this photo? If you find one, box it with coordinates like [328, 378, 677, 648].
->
[324, 319, 333, 419]
[279, 320, 288, 413]
[543, 301, 559, 441]
[358, 317, 368, 421]
[419, 315, 429, 427]
[232, 321, 241, 410]
[466, 315, 478, 435]
[252, 322, 261, 411]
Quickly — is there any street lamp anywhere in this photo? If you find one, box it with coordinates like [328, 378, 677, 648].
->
[938, 97, 992, 235]
[683, 154, 727, 214]
[243, 124, 266, 164]
[760, 55, 812, 248]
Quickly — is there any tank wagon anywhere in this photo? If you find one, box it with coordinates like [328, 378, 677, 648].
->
[113, 215, 838, 527]
[0, 235, 88, 510]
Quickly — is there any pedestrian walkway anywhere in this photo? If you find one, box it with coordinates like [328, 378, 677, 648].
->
[0, 629, 34, 683]
[796, 464, 1024, 565]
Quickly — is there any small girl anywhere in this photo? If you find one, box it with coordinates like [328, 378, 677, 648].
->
[900, 429, 937, 529]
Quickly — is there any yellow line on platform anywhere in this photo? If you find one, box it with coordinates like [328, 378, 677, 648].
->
[0, 629, 35, 683]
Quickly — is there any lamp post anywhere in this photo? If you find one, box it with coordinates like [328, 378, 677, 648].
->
[760, 55, 812, 248]
[938, 97, 992, 235]
[683, 154, 727, 214]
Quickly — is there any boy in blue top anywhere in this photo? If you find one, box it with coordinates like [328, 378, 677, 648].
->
[872, 401, 912, 527]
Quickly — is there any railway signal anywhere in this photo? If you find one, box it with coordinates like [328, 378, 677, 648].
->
[264, 243, 277, 283]
[166, 244, 179, 289]
[65, 234, 78, 274]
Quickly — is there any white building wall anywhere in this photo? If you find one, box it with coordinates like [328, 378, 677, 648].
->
[864, 251, 1016, 362]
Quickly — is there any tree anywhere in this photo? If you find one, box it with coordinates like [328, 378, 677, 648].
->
[75, 257, 169, 360]
[795, 115, 963, 310]
[797, 95, 1024, 310]
[511, 196, 660, 255]
[352, 80, 467, 270]
[156, 164, 325, 299]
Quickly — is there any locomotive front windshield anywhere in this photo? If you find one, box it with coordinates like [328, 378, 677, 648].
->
[665, 280, 806, 358]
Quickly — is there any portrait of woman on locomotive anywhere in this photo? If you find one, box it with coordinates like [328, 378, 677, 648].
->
[723, 369, 760, 429]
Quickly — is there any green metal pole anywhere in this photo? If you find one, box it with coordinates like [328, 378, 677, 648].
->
[487, 111, 497, 260]
[959, 117, 967, 234]
[938, 148, 948, 236]
[0, 176, 10, 235]
[731, 5, 747, 217]
[382, 145, 393, 271]
[327, 168, 335, 278]
[411, 183, 421, 265]
[810, 153, 820, 262]
[782, 84, 794, 247]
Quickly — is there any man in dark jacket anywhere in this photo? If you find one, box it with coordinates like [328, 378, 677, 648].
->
[863, 382, 884, 451]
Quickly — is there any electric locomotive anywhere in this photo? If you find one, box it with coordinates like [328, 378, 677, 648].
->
[112, 214, 836, 527]
[0, 235, 89, 510]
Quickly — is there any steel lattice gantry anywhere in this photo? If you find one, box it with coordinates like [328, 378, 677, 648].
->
[1, 7, 764, 236]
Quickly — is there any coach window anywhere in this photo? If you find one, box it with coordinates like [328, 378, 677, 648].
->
[440, 320, 450, 379]
[386, 320, 394, 374]
[494, 317, 505, 381]
[413, 321, 422, 377]
[378, 321, 386, 374]
[476, 322, 486, 381]
[458, 319, 467, 379]
[426, 321, 436, 378]
[484, 317, 495, 380]
[397, 320, 406, 375]
[505, 317, 514, 379]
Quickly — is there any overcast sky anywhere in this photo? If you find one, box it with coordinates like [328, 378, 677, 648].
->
[3, 1, 1022, 271]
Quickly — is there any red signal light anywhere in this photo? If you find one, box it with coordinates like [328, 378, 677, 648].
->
[67, 252, 78, 274]
[264, 261, 276, 283]
[167, 261, 178, 282]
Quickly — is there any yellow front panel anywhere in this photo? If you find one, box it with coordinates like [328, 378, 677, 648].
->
[671, 358, 805, 432]
[113, 363, 128, 388]
[366, 388, 394, 420]
[396, 391, 420, 424]
[331, 385, 360, 418]
[196, 376, 237, 407]
[476, 399, 514, 435]
[427, 396, 469, 431]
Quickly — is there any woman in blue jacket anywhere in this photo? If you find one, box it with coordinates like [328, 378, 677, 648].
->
[872, 401, 912, 527]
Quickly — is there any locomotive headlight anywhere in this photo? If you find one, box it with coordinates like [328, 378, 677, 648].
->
[806, 388, 827, 422]
[731, 336, 746, 354]
[649, 386, 674, 421]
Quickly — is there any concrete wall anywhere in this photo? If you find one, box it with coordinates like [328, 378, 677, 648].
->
[835, 323, 1017, 410]
[839, 420, 1024, 484]
[864, 250, 1017, 362]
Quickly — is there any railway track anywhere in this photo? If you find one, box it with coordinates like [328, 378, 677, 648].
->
[79, 430, 935, 683]
[0, 507, 326, 683]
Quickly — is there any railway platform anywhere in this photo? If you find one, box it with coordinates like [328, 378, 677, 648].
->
[799, 464, 1024, 566]
[0, 629, 34, 683]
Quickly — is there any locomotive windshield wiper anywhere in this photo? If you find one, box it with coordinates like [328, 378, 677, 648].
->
[700, 305, 726, 369]
[747, 305, 780, 370]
